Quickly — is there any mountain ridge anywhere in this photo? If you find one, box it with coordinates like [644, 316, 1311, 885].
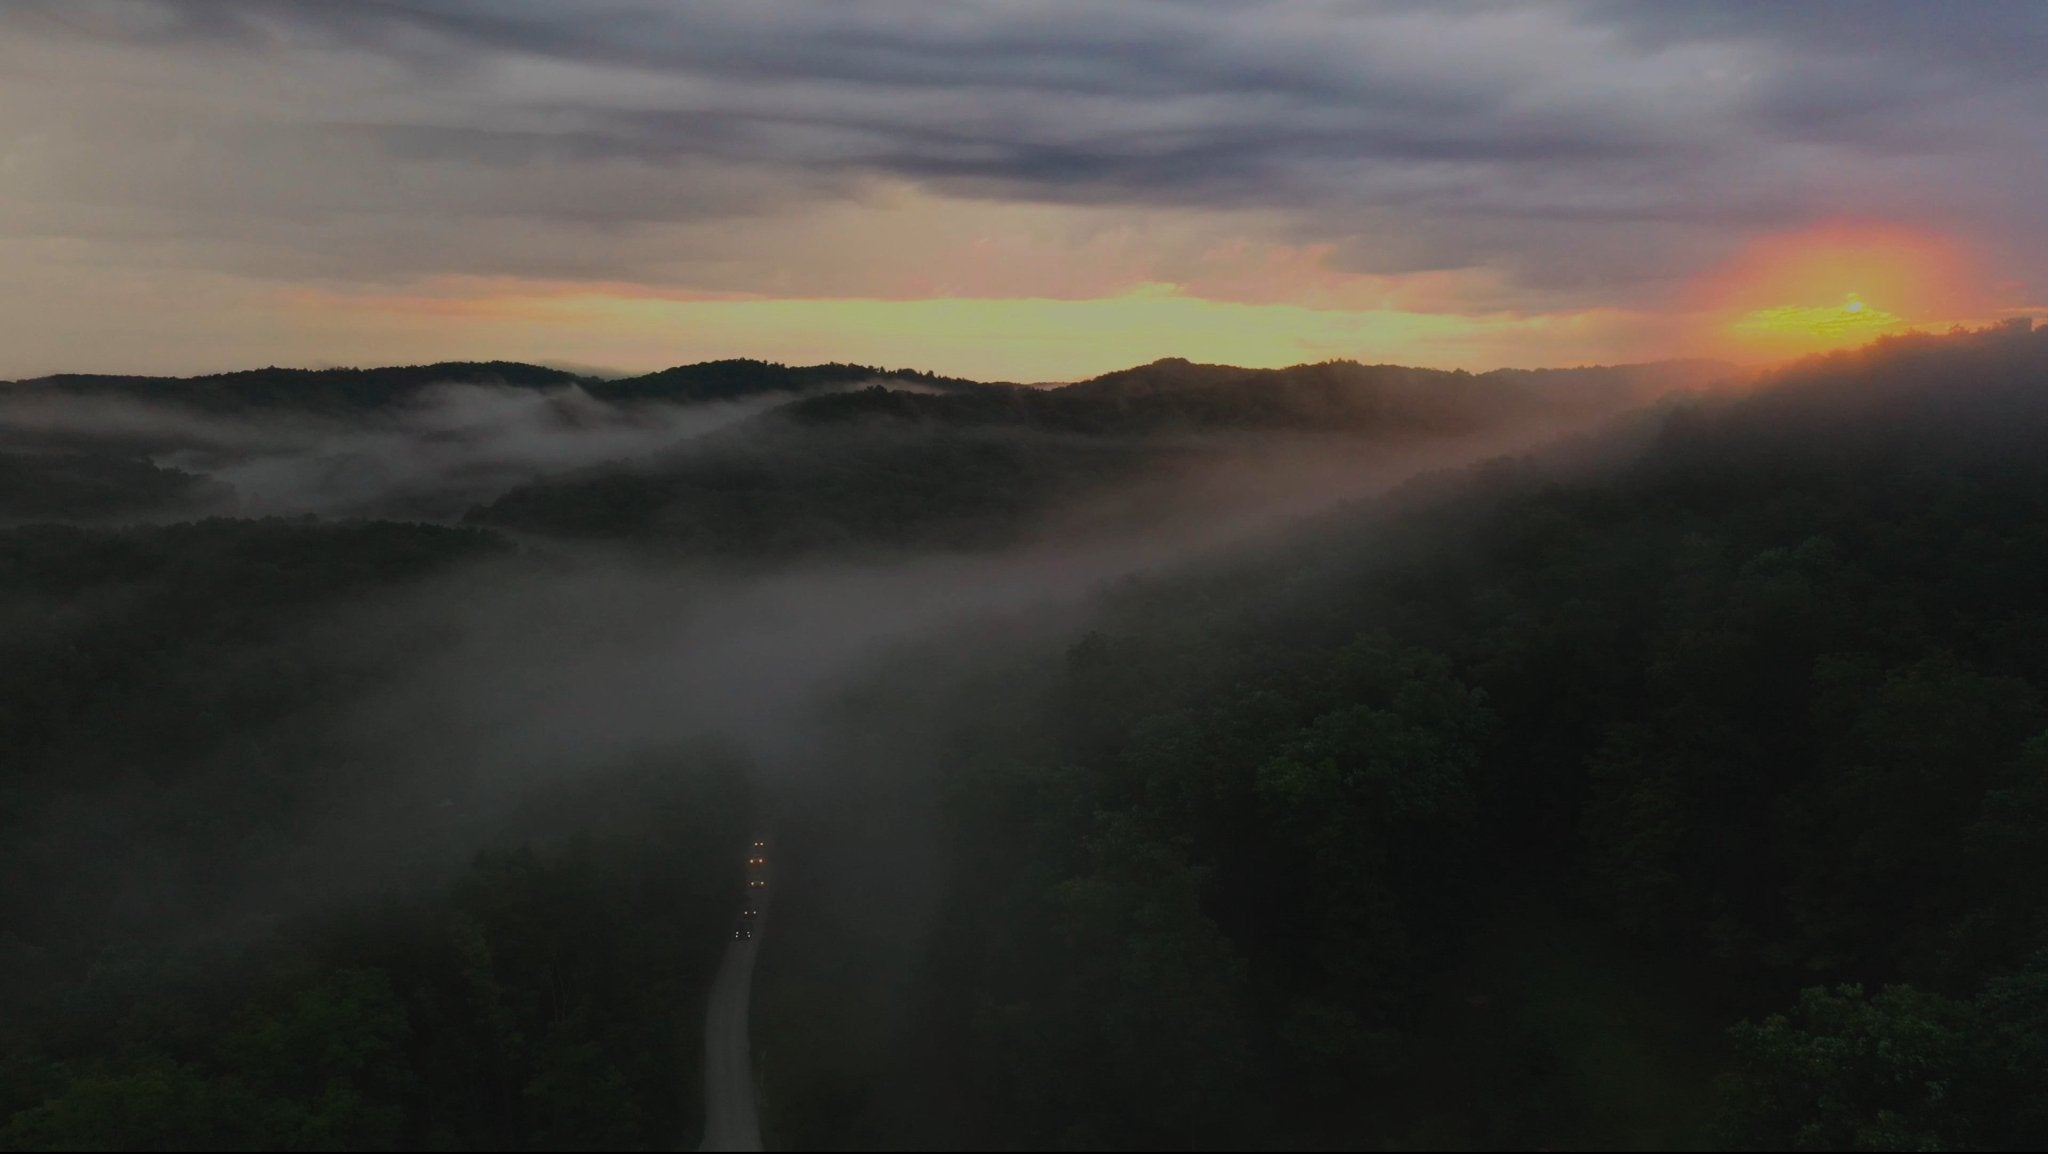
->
[2, 354, 1740, 416]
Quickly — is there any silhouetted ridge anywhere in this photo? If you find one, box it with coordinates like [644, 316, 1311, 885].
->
[591, 359, 984, 404]
[2, 361, 590, 414]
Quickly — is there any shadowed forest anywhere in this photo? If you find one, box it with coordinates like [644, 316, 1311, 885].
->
[4, 324, 2048, 1150]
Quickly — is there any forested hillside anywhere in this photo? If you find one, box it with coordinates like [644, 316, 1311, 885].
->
[759, 324, 2048, 1150]
[4, 330, 2044, 1151]
[0, 521, 749, 1149]
[470, 357, 1727, 554]
[0, 363, 594, 416]
[0, 359, 973, 416]
[0, 359, 986, 525]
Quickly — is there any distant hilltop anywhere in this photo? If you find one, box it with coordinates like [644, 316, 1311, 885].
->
[0, 358, 984, 417]
[0, 354, 1739, 419]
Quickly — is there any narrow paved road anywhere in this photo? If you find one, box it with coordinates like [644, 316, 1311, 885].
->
[701, 841, 769, 1153]
[697, 929, 763, 1151]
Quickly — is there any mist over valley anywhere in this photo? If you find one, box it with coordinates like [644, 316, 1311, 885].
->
[6, 2, 2048, 1149]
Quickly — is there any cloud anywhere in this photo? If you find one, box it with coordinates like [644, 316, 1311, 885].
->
[0, 1, 2042, 374]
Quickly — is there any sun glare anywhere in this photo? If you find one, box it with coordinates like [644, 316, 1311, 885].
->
[1684, 220, 1985, 360]
[1731, 291, 1902, 344]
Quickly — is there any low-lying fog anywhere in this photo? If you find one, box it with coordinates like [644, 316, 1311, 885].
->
[242, 415, 1631, 914]
[5, 364, 1706, 949]
[0, 381, 854, 520]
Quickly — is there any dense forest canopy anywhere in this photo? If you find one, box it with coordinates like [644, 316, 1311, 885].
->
[1, 363, 595, 416]
[3, 326, 2045, 1150]
[757, 324, 2048, 1150]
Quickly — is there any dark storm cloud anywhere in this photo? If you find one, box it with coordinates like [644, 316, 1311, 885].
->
[2, 0, 2042, 304]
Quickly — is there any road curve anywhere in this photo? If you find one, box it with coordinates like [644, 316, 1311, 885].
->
[698, 929, 763, 1152]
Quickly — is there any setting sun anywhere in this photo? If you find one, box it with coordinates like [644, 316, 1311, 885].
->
[1684, 220, 1988, 359]
[1731, 291, 1903, 345]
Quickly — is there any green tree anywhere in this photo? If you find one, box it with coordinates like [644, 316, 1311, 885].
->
[1718, 983, 1980, 1151]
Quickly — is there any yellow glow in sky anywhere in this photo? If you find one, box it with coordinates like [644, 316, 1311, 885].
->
[1731, 292, 1902, 345]
[280, 281, 1668, 382]
[1684, 220, 1994, 360]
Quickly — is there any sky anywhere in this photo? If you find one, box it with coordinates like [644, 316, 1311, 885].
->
[1, 0, 2043, 381]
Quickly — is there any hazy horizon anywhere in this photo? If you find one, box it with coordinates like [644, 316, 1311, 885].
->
[4, 2, 2044, 381]
[3, 346, 1760, 387]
